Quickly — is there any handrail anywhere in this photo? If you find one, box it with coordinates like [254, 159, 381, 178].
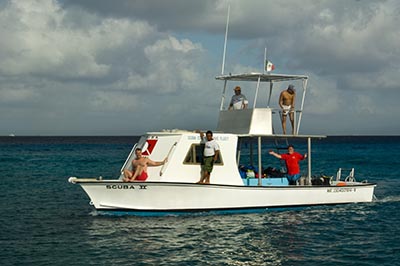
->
[336, 168, 356, 182]
[272, 108, 302, 135]
[159, 142, 178, 176]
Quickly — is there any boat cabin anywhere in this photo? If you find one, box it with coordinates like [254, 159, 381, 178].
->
[119, 130, 297, 185]
[119, 130, 243, 185]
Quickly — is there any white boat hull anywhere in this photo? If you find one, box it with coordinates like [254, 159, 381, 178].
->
[71, 179, 376, 213]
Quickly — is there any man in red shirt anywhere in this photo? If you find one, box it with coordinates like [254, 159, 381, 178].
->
[269, 145, 307, 185]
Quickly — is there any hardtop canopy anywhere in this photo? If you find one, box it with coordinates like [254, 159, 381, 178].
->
[215, 72, 308, 83]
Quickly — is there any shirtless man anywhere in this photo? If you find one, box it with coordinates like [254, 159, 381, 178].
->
[123, 147, 167, 182]
[279, 84, 296, 134]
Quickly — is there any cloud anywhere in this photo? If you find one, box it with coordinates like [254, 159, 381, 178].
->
[0, 86, 36, 103]
[123, 36, 204, 94]
[0, 0, 106, 78]
[0, 0, 399, 135]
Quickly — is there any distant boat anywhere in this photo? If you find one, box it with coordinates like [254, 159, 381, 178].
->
[8, 133, 15, 137]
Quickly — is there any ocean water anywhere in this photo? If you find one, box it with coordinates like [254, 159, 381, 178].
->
[1, 136, 399, 266]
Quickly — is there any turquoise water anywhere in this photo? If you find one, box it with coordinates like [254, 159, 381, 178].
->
[1, 136, 399, 265]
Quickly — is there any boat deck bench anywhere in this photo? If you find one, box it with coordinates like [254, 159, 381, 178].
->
[242, 177, 289, 186]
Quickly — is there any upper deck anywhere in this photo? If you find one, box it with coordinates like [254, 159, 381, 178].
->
[216, 72, 310, 136]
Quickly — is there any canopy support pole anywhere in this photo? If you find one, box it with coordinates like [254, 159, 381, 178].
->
[297, 78, 308, 134]
[307, 137, 312, 185]
[258, 136, 262, 186]
[220, 80, 228, 110]
[267, 81, 273, 108]
[253, 76, 261, 108]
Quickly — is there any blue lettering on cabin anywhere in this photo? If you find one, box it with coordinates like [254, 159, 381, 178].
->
[187, 135, 229, 141]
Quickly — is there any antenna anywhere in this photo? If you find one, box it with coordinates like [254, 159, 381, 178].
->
[221, 5, 230, 75]
[263, 47, 267, 74]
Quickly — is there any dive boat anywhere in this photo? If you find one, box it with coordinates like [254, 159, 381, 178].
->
[68, 71, 376, 214]
[68, 9, 376, 214]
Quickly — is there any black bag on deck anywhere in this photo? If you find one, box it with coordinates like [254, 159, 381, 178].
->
[264, 167, 285, 177]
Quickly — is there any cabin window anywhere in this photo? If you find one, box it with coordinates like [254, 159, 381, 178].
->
[183, 144, 223, 165]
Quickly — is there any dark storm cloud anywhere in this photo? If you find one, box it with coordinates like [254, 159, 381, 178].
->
[0, 0, 399, 135]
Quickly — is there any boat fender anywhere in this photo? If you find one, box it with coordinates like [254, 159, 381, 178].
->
[68, 177, 77, 184]
[336, 181, 347, 186]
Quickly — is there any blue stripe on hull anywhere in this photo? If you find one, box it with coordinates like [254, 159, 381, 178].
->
[94, 202, 358, 217]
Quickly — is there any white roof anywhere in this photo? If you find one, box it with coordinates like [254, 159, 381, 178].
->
[216, 72, 308, 82]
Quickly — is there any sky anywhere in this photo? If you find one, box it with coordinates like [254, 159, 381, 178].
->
[0, 0, 399, 136]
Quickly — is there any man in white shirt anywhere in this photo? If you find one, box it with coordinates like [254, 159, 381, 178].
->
[229, 86, 248, 110]
[196, 130, 220, 184]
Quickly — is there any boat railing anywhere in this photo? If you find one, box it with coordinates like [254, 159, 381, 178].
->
[336, 168, 356, 182]
[218, 107, 303, 135]
[271, 108, 302, 135]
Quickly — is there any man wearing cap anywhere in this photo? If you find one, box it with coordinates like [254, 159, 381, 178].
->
[229, 86, 248, 110]
[279, 84, 296, 134]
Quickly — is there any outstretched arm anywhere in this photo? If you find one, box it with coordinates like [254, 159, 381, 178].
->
[269, 150, 282, 159]
[147, 158, 167, 167]
[195, 129, 204, 139]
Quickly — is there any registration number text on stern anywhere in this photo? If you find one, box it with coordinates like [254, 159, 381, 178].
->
[327, 187, 356, 193]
